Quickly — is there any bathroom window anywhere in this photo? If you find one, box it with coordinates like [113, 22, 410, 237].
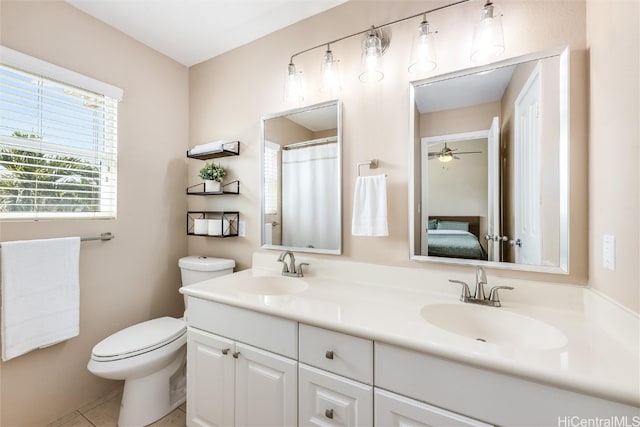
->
[264, 141, 279, 215]
[0, 46, 122, 220]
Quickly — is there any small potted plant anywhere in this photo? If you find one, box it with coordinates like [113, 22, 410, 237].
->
[198, 162, 226, 193]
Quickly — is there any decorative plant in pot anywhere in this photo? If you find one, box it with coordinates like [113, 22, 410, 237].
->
[198, 162, 226, 193]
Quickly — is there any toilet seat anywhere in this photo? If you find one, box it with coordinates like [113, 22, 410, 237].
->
[91, 317, 186, 362]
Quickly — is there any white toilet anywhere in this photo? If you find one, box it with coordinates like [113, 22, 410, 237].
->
[87, 256, 234, 427]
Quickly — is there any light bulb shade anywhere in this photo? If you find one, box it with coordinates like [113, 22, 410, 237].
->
[408, 21, 437, 74]
[359, 33, 384, 83]
[471, 1, 505, 62]
[284, 63, 304, 105]
[439, 153, 454, 163]
[320, 49, 342, 95]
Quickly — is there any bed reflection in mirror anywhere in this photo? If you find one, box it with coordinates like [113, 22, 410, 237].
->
[410, 47, 569, 273]
[261, 100, 342, 255]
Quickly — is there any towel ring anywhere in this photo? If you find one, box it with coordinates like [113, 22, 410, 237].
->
[357, 159, 378, 177]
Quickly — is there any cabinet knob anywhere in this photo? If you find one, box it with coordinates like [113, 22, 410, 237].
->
[325, 350, 334, 360]
[325, 409, 334, 419]
[221, 348, 230, 355]
[232, 351, 240, 359]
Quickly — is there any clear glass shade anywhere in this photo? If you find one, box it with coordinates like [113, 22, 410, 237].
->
[470, 2, 505, 62]
[320, 49, 342, 95]
[408, 21, 437, 74]
[359, 33, 384, 83]
[284, 63, 304, 105]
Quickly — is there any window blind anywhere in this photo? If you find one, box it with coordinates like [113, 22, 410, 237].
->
[0, 48, 120, 220]
[264, 141, 279, 215]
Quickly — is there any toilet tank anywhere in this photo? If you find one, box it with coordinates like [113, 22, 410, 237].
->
[178, 256, 235, 286]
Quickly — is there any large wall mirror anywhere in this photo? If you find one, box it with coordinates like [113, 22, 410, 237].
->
[261, 100, 342, 254]
[409, 47, 569, 274]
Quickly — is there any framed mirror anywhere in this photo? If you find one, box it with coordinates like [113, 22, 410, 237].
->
[409, 47, 569, 274]
[260, 100, 342, 254]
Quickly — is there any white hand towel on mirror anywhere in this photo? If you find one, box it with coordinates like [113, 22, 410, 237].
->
[1, 237, 80, 361]
[352, 174, 389, 237]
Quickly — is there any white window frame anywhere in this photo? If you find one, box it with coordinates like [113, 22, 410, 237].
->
[264, 140, 279, 215]
[0, 46, 122, 220]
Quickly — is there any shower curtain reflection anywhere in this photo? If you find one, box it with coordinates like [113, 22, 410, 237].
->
[282, 143, 339, 250]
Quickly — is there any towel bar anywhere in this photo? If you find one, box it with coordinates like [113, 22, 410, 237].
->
[0, 232, 114, 248]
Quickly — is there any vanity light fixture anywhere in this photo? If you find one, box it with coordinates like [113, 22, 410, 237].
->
[320, 44, 342, 95]
[470, 0, 505, 62]
[359, 27, 388, 83]
[284, 62, 304, 105]
[408, 15, 437, 74]
[283, 0, 503, 102]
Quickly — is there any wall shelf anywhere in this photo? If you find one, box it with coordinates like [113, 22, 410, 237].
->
[187, 180, 240, 195]
[187, 211, 239, 237]
[186, 141, 240, 160]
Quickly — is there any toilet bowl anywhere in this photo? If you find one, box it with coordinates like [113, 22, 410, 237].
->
[87, 256, 234, 426]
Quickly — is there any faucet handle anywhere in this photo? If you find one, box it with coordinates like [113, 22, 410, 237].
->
[449, 279, 471, 301]
[296, 262, 309, 277]
[488, 286, 514, 306]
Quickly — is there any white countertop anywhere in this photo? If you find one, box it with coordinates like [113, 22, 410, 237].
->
[180, 252, 640, 408]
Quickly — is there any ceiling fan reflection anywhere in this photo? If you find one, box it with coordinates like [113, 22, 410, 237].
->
[428, 142, 481, 163]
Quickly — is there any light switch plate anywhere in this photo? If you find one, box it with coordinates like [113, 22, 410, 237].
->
[238, 221, 246, 237]
[603, 234, 616, 271]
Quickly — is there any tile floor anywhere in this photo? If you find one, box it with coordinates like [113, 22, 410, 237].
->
[45, 386, 186, 427]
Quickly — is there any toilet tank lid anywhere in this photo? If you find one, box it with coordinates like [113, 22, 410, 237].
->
[179, 256, 235, 271]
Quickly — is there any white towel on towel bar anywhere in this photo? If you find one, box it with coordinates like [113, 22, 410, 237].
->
[352, 174, 389, 237]
[1, 237, 81, 361]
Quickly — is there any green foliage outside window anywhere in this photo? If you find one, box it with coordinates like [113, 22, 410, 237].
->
[0, 132, 101, 213]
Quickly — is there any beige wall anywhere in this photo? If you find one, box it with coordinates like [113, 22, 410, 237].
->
[587, 0, 640, 313]
[0, 2, 189, 425]
[189, 0, 588, 284]
[420, 102, 500, 137]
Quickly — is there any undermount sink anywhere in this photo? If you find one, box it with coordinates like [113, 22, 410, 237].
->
[232, 276, 309, 296]
[420, 303, 567, 350]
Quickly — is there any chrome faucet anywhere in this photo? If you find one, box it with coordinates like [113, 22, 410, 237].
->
[449, 266, 513, 307]
[277, 250, 308, 277]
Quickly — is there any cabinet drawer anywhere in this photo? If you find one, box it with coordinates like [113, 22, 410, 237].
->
[188, 297, 297, 358]
[299, 363, 373, 427]
[375, 342, 639, 426]
[375, 388, 492, 427]
[299, 323, 373, 384]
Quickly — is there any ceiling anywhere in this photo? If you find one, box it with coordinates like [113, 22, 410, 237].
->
[415, 65, 516, 114]
[65, 0, 348, 67]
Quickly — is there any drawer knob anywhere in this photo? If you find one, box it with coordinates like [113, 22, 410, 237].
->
[232, 351, 240, 359]
[325, 350, 334, 360]
[325, 409, 334, 419]
[221, 348, 230, 355]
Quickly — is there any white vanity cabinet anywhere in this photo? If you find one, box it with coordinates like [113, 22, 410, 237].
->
[184, 296, 639, 427]
[298, 324, 374, 426]
[186, 297, 298, 427]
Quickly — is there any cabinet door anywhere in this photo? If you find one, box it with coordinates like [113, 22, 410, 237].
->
[186, 329, 235, 427]
[234, 342, 298, 427]
[375, 389, 493, 427]
[299, 364, 373, 427]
